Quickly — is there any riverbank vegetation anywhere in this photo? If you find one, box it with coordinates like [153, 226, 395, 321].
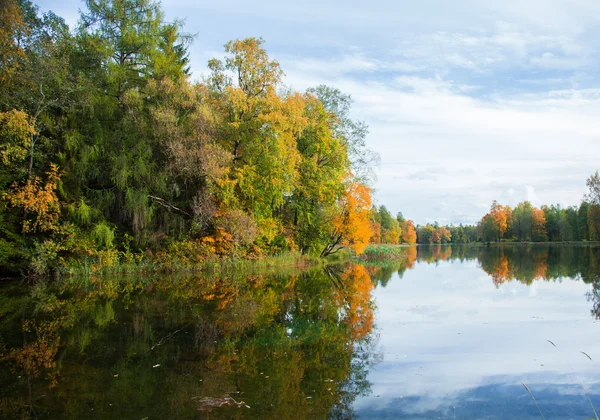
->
[0, 0, 379, 277]
[2, 0, 599, 278]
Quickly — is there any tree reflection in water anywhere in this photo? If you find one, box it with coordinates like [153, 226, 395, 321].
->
[369, 244, 600, 320]
[0, 264, 381, 419]
[3, 244, 600, 418]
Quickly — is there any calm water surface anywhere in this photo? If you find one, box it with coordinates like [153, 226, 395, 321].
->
[2, 245, 600, 419]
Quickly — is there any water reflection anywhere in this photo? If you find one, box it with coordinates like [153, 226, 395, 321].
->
[363, 244, 600, 419]
[0, 265, 380, 419]
[3, 245, 600, 419]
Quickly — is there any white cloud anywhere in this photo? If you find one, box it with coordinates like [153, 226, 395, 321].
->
[33, 0, 600, 224]
[279, 58, 599, 223]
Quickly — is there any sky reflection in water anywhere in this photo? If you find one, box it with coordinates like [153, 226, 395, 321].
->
[356, 245, 600, 419]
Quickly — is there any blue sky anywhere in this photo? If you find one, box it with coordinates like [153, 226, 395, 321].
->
[37, 0, 600, 224]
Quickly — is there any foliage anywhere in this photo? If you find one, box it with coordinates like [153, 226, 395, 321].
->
[322, 181, 373, 257]
[5, 164, 62, 233]
[409, 184, 600, 245]
[0, 0, 377, 275]
[360, 244, 415, 261]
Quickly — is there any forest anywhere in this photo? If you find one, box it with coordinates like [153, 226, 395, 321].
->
[1, 0, 599, 277]
[0, 0, 380, 276]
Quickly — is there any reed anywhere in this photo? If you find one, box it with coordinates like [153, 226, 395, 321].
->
[521, 382, 546, 420]
[547, 340, 599, 420]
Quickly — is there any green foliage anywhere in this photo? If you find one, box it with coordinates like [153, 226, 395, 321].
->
[91, 222, 115, 250]
[360, 245, 411, 261]
[0, 0, 377, 275]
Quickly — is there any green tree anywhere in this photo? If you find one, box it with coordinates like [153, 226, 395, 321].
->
[512, 201, 533, 241]
[68, 0, 191, 244]
[579, 202, 590, 241]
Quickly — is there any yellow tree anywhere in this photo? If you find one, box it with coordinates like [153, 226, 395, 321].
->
[207, 38, 307, 242]
[0, 110, 36, 167]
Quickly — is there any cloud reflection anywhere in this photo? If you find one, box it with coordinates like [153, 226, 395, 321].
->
[359, 245, 600, 419]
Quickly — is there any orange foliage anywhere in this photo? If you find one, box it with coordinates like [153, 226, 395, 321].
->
[4, 320, 60, 386]
[490, 202, 509, 237]
[5, 164, 62, 233]
[369, 220, 381, 244]
[401, 220, 417, 244]
[432, 226, 451, 244]
[329, 181, 373, 256]
[336, 264, 374, 341]
[532, 207, 547, 238]
[490, 254, 511, 286]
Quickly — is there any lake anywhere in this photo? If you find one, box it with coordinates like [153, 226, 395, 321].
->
[2, 244, 600, 419]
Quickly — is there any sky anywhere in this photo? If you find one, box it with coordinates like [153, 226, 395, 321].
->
[36, 0, 600, 225]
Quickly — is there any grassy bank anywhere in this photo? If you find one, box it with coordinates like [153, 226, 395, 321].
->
[63, 250, 325, 278]
[358, 244, 415, 261]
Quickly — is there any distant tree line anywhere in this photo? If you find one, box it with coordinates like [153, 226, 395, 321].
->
[410, 173, 600, 244]
[368, 206, 417, 245]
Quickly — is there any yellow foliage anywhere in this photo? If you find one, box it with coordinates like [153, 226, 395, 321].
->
[0, 110, 36, 165]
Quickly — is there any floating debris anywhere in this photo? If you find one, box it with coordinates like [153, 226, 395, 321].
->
[196, 396, 250, 412]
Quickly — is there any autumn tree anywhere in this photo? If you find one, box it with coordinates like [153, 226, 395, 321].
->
[321, 181, 373, 257]
[207, 38, 309, 245]
[480, 201, 509, 242]
[431, 226, 451, 244]
[490, 201, 508, 238]
[400, 220, 417, 244]
[531, 207, 548, 241]
[368, 207, 381, 244]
